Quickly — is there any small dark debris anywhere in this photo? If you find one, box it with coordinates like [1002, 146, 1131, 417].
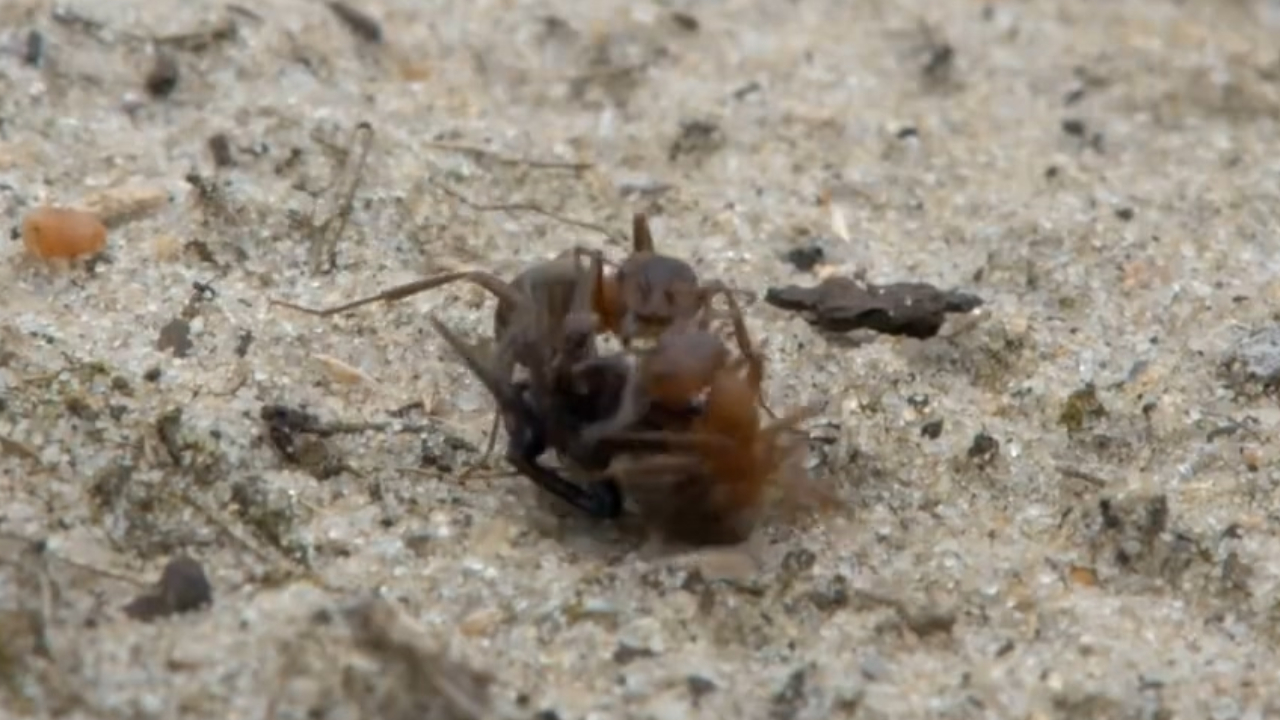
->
[208, 133, 235, 168]
[612, 642, 657, 664]
[123, 555, 213, 621]
[275, 147, 305, 176]
[82, 250, 114, 276]
[904, 607, 956, 637]
[64, 395, 97, 421]
[419, 433, 478, 472]
[185, 239, 219, 265]
[1061, 118, 1087, 137]
[155, 408, 185, 466]
[764, 276, 983, 339]
[1098, 498, 1122, 530]
[23, 30, 44, 67]
[770, 666, 811, 720]
[806, 574, 850, 612]
[921, 419, 944, 439]
[259, 405, 349, 479]
[327, 1, 383, 44]
[923, 43, 954, 81]
[1145, 495, 1169, 536]
[294, 437, 346, 480]
[781, 243, 824, 272]
[780, 547, 817, 575]
[668, 119, 726, 163]
[732, 81, 762, 100]
[1063, 87, 1087, 106]
[403, 532, 433, 557]
[906, 393, 929, 409]
[260, 404, 322, 462]
[185, 172, 228, 216]
[895, 126, 919, 139]
[534, 711, 563, 720]
[145, 53, 180, 98]
[235, 329, 254, 358]
[670, 11, 700, 32]
[1115, 206, 1134, 222]
[967, 432, 999, 463]
[1206, 423, 1242, 442]
[192, 280, 217, 300]
[1059, 383, 1107, 434]
[686, 675, 717, 706]
[156, 318, 194, 358]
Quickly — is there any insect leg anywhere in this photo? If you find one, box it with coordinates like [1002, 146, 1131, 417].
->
[703, 279, 778, 419]
[270, 270, 516, 317]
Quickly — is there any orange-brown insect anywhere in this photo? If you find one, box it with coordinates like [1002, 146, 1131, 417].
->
[21, 206, 107, 261]
[590, 292, 827, 546]
[600, 213, 699, 345]
[572, 279, 775, 451]
[591, 212, 757, 348]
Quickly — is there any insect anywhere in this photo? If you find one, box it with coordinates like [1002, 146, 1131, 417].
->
[588, 290, 827, 546]
[598, 213, 754, 348]
[271, 246, 606, 465]
[571, 275, 778, 455]
[424, 249, 639, 518]
[270, 212, 752, 465]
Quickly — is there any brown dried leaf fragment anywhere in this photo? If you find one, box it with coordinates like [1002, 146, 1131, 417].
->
[765, 276, 983, 339]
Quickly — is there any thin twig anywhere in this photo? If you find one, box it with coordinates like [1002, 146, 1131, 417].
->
[310, 122, 375, 274]
[425, 141, 593, 171]
[306, 419, 455, 437]
[1056, 464, 1109, 488]
[428, 180, 622, 243]
[0, 532, 144, 585]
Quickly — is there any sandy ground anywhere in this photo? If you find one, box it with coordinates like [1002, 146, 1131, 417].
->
[3, 0, 1280, 717]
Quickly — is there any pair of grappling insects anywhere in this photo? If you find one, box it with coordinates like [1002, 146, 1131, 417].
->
[272, 214, 833, 549]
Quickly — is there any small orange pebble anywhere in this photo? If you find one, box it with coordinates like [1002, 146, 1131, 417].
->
[1066, 564, 1100, 588]
[21, 206, 108, 261]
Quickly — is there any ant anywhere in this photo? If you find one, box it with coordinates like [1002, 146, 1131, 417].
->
[584, 290, 828, 546]
[424, 249, 646, 518]
[570, 274, 778, 454]
[269, 212, 755, 465]
[271, 246, 604, 469]
[603, 213, 716, 347]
